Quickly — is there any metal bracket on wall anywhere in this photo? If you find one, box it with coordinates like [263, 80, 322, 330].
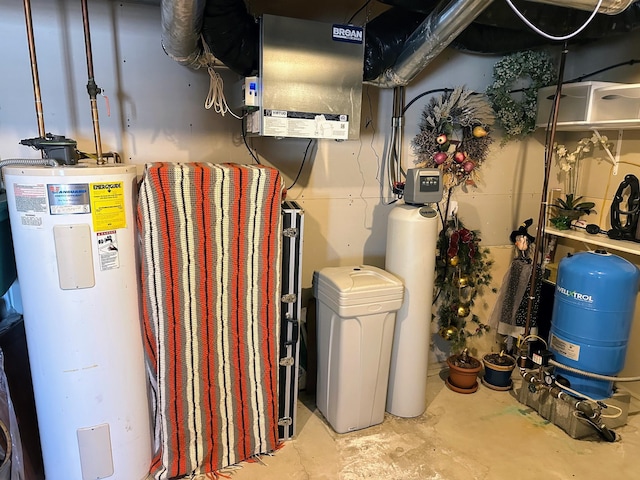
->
[591, 128, 623, 176]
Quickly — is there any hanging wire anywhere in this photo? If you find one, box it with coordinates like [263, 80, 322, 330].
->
[201, 36, 243, 119]
[287, 139, 316, 190]
[505, 0, 604, 42]
[241, 116, 261, 164]
[346, 0, 372, 25]
[566, 59, 640, 84]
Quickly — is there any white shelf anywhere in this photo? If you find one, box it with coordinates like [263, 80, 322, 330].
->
[545, 226, 640, 256]
[537, 121, 640, 131]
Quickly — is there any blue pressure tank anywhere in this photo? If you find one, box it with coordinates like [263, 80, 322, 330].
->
[550, 250, 640, 399]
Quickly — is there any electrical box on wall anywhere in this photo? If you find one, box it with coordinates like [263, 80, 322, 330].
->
[244, 15, 365, 140]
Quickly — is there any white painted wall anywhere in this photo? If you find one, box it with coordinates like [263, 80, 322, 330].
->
[3, 0, 640, 375]
[0, 0, 548, 285]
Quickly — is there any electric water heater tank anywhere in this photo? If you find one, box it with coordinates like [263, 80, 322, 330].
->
[2, 164, 151, 480]
[550, 250, 640, 399]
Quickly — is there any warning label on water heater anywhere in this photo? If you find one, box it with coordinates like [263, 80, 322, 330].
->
[97, 230, 120, 271]
[13, 183, 47, 228]
[90, 181, 127, 232]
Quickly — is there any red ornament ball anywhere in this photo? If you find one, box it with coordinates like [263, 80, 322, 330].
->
[434, 152, 448, 165]
[454, 151, 466, 164]
[463, 160, 475, 173]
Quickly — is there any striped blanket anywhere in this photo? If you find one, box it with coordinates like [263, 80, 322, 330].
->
[137, 162, 283, 479]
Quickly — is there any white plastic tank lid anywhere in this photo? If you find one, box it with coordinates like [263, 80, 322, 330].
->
[316, 265, 403, 293]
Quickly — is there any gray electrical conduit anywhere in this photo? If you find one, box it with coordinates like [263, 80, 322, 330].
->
[550, 359, 640, 382]
[0, 158, 59, 169]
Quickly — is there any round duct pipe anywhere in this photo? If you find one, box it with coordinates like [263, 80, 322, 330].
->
[379, 0, 639, 15]
[530, 0, 638, 15]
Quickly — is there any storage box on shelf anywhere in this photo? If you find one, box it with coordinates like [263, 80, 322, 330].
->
[536, 81, 620, 129]
[537, 81, 640, 131]
[591, 83, 640, 127]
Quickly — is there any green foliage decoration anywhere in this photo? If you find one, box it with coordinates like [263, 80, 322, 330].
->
[435, 216, 496, 353]
[486, 50, 556, 142]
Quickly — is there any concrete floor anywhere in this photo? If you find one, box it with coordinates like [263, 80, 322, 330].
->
[228, 366, 640, 480]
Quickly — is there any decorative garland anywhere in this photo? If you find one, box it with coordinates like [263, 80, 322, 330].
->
[435, 216, 495, 353]
[412, 87, 494, 190]
[486, 50, 556, 142]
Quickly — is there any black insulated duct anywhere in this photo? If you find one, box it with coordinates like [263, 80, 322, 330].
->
[200, 0, 259, 75]
[162, 0, 640, 86]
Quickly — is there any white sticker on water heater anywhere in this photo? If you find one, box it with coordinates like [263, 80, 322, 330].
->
[550, 333, 581, 362]
[97, 230, 120, 271]
[13, 183, 47, 213]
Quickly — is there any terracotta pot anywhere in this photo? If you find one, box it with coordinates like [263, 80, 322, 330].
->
[446, 350, 481, 394]
[482, 353, 516, 391]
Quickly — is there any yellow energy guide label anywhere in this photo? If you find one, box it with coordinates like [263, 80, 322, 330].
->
[90, 181, 127, 231]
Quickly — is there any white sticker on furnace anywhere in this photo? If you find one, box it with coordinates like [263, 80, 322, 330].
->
[550, 334, 580, 362]
[97, 230, 120, 271]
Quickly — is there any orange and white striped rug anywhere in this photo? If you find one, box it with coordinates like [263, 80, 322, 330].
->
[138, 162, 283, 479]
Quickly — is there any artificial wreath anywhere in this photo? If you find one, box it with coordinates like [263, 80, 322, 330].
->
[486, 50, 556, 142]
[412, 87, 494, 191]
[435, 215, 495, 353]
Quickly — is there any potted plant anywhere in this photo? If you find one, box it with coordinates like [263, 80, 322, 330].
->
[446, 348, 482, 394]
[549, 193, 596, 230]
[482, 351, 516, 391]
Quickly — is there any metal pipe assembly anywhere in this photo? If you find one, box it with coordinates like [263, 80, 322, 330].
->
[22, 0, 46, 140]
[80, 0, 104, 165]
[520, 368, 626, 442]
[519, 367, 619, 442]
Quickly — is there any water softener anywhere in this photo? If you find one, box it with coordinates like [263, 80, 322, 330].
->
[550, 250, 640, 399]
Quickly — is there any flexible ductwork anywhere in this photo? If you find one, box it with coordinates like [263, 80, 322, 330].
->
[160, 0, 209, 69]
[367, 0, 494, 88]
[379, 0, 638, 15]
[529, 0, 638, 15]
[367, 0, 640, 87]
[161, 0, 640, 88]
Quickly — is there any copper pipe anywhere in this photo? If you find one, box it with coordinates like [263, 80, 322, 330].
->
[524, 43, 569, 337]
[22, 0, 46, 141]
[81, 0, 104, 164]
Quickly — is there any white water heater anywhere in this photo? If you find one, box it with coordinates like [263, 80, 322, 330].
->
[2, 164, 151, 480]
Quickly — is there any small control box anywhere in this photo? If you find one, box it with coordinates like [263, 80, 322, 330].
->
[404, 168, 443, 205]
[240, 76, 259, 110]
